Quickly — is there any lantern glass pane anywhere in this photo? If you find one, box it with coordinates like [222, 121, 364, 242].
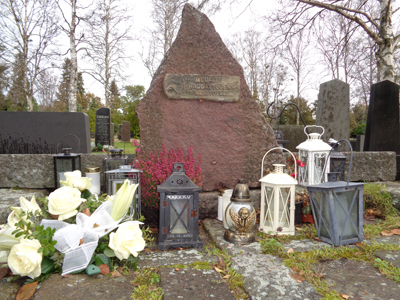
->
[170, 197, 189, 234]
[56, 158, 73, 183]
[314, 154, 326, 184]
[309, 190, 331, 239]
[299, 150, 309, 185]
[263, 186, 274, 227]
[334, 190, 358, 239]
[278, 187, 290, 228]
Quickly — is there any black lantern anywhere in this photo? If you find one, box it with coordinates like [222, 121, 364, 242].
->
[306, 140, 364, 247]
[53, 148, 81, 188]
[328, 139, 347, 181]
[103, 148, 129, 192]
[157, 163, 203, 250]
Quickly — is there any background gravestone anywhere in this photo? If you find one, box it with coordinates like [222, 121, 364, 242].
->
[0, 112, 91, 154]
[315, 79, 350, 142]
[364, 80, 400, 153]
[95, 107, 111, 146]
[136, 4, 278, 191]
[121, 121, 130, 142]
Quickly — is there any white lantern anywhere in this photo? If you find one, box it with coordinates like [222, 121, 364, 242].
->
[296, 125, 331, 186]
[259, 148, 298, 235]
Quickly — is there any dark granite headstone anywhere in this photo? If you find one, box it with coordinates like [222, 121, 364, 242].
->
[136, 4, 279, 191]
[121, 121, 130, 142]
[0, 112, 91, 154]
[364, 80, 399, 153]
[95, 107, 111, 146]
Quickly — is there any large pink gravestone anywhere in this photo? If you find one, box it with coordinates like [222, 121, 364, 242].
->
[136, 4, 278, 191]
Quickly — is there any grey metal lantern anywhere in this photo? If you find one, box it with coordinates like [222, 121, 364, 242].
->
[53, 148, 81, 188]
[157, 163, 203, 250]
[224, 179, 256, 245]
[328, 139, 347, 182]
[306, 140, 364, 247]
[103, 148, 129, 193]
[104, 165, 142, 220]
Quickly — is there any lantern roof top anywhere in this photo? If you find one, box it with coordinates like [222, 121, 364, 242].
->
[306, 181, 364, 190]
[105, 165, 142, 173]
[157, 163, 202, 193]
[259, 164, 298, 185]
[296, 138, 332, 152]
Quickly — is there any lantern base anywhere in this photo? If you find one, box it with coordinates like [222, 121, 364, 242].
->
[223, 230, 255, 245]
[158, 239, 203, 251]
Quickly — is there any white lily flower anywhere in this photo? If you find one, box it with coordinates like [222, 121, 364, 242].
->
[0, 225, 22, 251]
[110, 180, 138, 221]
[20, 196, 41, 214]
[60, 170, 92, 192]
[7, 207, 33, 229]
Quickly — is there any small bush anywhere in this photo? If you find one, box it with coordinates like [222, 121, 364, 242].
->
[134, 144, 203, 209]
[364, 183, 399, 218]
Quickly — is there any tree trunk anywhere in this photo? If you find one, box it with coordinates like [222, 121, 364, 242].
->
[23, 4, 32, 112]
[105, 3, 110, 108]
[376, 0, 395, 82]
[69, 0, 78, 112]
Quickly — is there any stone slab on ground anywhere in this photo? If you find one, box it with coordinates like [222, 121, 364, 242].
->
[313, 258, 400, 300]
[375, 250, 400, 269]
[160, 267, 235, 300]
[0, 277, 24, 300]
[232, 252, 321, 300]
[138, 248, 218, 269]
[0, 188, 49, 223]
[33, 273, 137, 300]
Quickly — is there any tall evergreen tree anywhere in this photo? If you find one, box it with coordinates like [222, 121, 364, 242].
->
[5, 53, 26, 111]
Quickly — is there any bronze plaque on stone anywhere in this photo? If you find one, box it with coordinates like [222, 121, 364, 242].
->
[163, 74, 240, 102]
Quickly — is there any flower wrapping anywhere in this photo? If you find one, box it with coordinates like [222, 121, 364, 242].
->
[41, 201, 123, 276]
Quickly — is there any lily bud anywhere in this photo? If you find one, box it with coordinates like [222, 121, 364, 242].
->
[20, 196, 41, 215]
[0, 226, 22, 251]
[110, 180, 138, 221]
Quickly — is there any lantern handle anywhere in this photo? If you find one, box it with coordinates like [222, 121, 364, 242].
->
[266, 102, 309, 134]
[57, 134, 81, 153]
[304, 125, 324, 139]
[321, 139, 353, 187]
[261, 147, 297, 179]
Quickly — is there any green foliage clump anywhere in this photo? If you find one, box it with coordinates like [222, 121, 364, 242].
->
[364, 183, 399, 217]
[131, 268, 163, 300]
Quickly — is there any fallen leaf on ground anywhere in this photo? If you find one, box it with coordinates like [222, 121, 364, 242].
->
[391, 228, 400, 235]
[175, 268, 179, 271]
[299, 270, 305, 276]
[223, 274, 230, 279]
[16, 281, 38, 300]
[99, 264, 110, 275]
[62, 274, 71, 278]
[218, 257, 224, 267]
[314, 237, 321, 241]
[214, 267, 223, 273]
[295, 226, 304, 231]
[289, 273, 305, 282]
[340, 293, 350, 299]
[0, 267, 9, 280]
[381, 230, 394, 237]
[82, 208, 91, 216]
[292, 266, 299, 273]
[287, 248, 294, 254]
[111, 270, 123, 277]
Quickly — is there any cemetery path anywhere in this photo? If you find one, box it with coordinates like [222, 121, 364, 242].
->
[2, 219, 400, 299]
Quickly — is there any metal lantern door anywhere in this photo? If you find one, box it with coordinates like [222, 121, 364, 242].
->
[296, 125, 331, 186]
[157, 163, 203, 250]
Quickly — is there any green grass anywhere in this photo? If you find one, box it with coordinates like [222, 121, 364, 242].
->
[113, 141, 137, 154]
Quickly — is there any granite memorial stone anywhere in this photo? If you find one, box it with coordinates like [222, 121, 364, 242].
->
[0, 112, 91, 154]
[315, 79, 350, 142]
[95, 107, 111, 146]
[136, 4, 278, 191]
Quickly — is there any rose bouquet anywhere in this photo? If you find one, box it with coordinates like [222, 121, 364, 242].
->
[0, 170, 146, 281]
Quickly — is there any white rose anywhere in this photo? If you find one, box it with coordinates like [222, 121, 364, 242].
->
[109, 221, 145, 260]
[60, 170, 92, 192]
[48, 186, 86, 221]
[8, 239, 42, 279]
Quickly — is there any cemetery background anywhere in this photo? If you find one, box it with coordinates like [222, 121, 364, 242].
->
[3, 2, 400, 299]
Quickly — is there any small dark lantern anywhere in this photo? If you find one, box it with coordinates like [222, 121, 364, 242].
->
[328, 139, 347, 182]
[306, 140, 364, 247]
[157, 163, 203, 250]
[53, 148, 81, 188]
[273, 130, 289, 149]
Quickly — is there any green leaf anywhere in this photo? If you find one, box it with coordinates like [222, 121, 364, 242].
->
[95, 253, 109, 267]
[81, 189, 92, 200]
[41, 257, 55, 274]
[103, 247, 116, 258]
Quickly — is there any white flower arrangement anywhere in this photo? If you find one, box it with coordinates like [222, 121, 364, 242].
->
[0, 174, 146, 280]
